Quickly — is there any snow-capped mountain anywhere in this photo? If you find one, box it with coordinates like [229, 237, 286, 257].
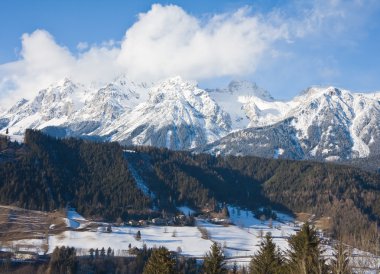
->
[64, 76, 150, 137]
[0, 76, 231, 150]
[198, 86, 380, 161]
[0, 78, 90, 136]
[0, 76, 379, 161]
[0, 76, 150, 138]
[102, 76, 231, 149]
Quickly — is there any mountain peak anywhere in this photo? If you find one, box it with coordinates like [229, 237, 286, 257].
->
[207, 80, 274, 101]
[228, 80, 273, 100]
[158, 76, 197, 89]
[50, 77, 77, 89]
[298, 86, 344, 99]
[148, 76, 201, 103]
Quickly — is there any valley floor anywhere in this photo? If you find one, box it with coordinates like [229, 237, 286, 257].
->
[1, 205, 380, 272]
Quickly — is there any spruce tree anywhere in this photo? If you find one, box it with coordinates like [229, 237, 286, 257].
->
[203, 242, 227, 274]
[222, 206, 230, 217]
[136, 230, 142, 241]
[249, 233, 284, 274]
[48, 246, 77, 274]
[95, 248, 99, 258]
[287, 222, 326, 274]
[143, 246, 176, 274]
[232, 261, 238, 274]
[89, 248, 94, 259]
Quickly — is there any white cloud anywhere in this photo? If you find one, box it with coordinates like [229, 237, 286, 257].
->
[0, 30, 76, 105]
[0, 1, 378, 106]
[0, 5, 289, 105]
[77, 42, 89, 51]
[0, 30, 124, 106]
[118, 4, 288, 81]
[289, 0, 379, 39]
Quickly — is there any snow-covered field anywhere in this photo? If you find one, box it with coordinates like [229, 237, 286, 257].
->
[2, 205, 379, 271]
[45, 206, 298, 267]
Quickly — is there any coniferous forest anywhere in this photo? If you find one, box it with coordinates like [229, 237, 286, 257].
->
[0, 130, 151, 221]
[1, 130, 380, 252]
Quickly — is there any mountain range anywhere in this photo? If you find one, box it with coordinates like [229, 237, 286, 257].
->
[1, 75, 379, 163]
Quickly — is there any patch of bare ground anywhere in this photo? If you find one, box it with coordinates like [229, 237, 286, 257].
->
[0, 205, 67, 244]
[314, 216, 332, 231]
[295, 212, 332, 234]
[295, 212, 313, 223]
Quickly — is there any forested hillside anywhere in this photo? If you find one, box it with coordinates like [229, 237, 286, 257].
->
[128, 146, 380, 252]
[0, 130, 379, 251]
[341, 154, 380, 174]
[0, 130, 151, 221]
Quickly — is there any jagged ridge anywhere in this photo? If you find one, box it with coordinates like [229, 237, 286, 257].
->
[1, 76, 379, 161]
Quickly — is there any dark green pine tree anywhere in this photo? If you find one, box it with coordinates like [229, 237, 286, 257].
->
[95, 248, 99, 258]
[287, 222, 327, 274]
[249, 233, 284, 274]
[143, 246, 176, 274]
[232, 261, 238, 274]
[203, 242, 227, 274]
[222, 206, 230, 218]
[107, 247, 112, 257]
[89, 248, 94, 259]
[331, 240, 351, 274]
[136, 230, 142, 241]
[48, 246, 77, 274]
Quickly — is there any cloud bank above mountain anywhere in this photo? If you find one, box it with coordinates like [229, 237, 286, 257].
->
[0, 1, 378, 106]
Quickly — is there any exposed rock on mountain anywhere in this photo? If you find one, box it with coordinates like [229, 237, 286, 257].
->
[1, 77, 379, 161]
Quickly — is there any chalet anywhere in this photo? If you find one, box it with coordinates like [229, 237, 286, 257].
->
[13, 251, 38, 261]
[151, 218, 166, 225]
[138, 220, 147, 226]
[128, 220, 139, 226]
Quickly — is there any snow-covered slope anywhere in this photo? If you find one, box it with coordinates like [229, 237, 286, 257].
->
[0, 76, 379, 161]
[0, 76, 231, 150]
[104, 76, 231, 149]
[0, 78, 91, 136]
[0, 76, 151, 139]
[198, 86, 380, 160]
[64, 76, 149, 137]
[208, 80, 292, 129]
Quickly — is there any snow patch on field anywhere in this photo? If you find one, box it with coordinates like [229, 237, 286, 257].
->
[177, 206, 195, 216]
[64, 218, 80, 229]
[67, 210, 86, 221]
[48, 225, 213, 257]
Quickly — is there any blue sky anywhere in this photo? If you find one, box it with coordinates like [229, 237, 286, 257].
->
[1, 0, 380, 102]
[1, 0, 277, 63]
